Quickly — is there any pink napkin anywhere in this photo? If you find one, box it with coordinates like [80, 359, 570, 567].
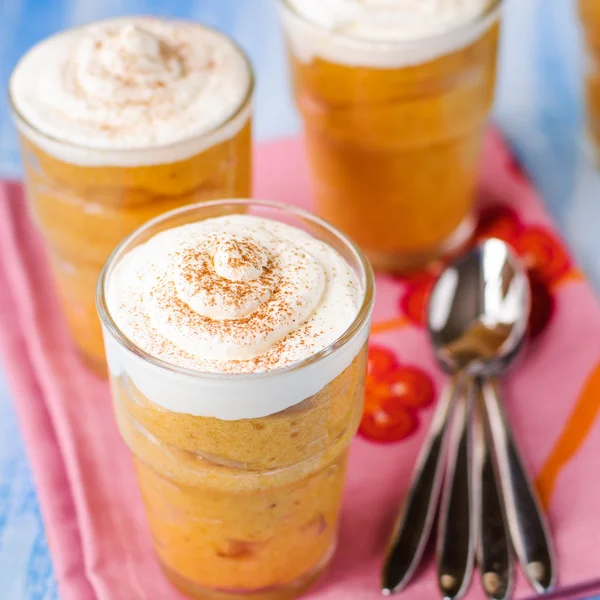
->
[2, 131, 600, 600]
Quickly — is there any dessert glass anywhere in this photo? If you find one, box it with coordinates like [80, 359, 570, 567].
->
[278, 0, 503, 272]
[97, 199, 375, 600]
[9, 20, 253, 375]
[579, 0, 600, 163]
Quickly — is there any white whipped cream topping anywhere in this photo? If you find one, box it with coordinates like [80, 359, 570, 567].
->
[280, 0, 499, 68]
[105, 213, 368, 419]
[10, 17, 252, 166]
[109, 214, 360, 370]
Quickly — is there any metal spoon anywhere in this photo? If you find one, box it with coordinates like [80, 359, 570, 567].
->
[382, 244, 493, 597]
[480, 376, 556, 593]
[429, 237, 556, 595]
[382, 239, 508, 598]
[427, 240, 520, 600]
[381, 377, 460, 596]
[436, 375, 476, 600]
[474, 377, 513, 600]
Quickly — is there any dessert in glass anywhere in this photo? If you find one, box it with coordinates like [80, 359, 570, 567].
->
[9, 17, 253, 374]
[278, 0, 503, 272]
[96, 199, 375, 600]
[579, 0, 600, 163]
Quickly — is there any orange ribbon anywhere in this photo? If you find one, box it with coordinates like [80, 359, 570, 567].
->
[370, 317, 409, 335]
[536, 360, 600, 510]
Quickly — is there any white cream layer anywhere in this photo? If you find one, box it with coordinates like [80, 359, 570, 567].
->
[280, 0, 499, 68]
[10, 17, 252, 166]
[105, 213, 367, 420]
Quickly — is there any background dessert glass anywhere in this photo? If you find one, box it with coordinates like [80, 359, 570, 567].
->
[9, 18, 253, 375]
[579, 0, 600, 163]
[278, 0, 503, 272]
[97, 199, 375, 600]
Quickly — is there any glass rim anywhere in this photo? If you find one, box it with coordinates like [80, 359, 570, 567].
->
[8, 16, 255, 154]
[97, 198, 376, 381]
[278, 0, 504, 48]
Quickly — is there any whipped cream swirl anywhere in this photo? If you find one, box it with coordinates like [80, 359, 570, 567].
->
[10, 17, 252, 165]
[281, 0, 497, 68]
[107, 214, 362, 374]
[285, 0, 493, 41]
[74, 23, 185, 107]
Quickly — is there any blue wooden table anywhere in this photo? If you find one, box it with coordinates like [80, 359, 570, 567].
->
[0, 0, 598, 598]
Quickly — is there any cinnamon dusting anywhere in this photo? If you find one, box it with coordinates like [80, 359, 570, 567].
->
[110, 215, 361, 374]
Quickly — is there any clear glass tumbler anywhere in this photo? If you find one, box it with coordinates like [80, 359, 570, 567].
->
[10, 20, 253, 375]
[97, 200, 375, 600]
[278, 1, 503, 272]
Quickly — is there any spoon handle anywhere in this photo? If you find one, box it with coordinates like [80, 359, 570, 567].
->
[475, 378, 514, 600]
[437, 377, 476, 600]
[381, 377, 460, 596]
[480, 377, 556, 593]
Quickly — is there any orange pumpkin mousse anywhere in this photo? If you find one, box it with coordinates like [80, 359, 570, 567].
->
[9, 17, 253, 374]
[97, 200, 375, 600]
[278, 0, 503, 271]
[579, 0, 600, 162]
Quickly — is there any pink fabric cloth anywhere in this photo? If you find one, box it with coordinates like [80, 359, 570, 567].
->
[1, 132, 600, 600]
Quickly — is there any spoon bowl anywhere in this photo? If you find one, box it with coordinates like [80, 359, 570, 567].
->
[428, 237, 530, 376]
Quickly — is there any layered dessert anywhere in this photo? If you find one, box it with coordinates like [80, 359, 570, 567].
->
[10, 17, 253, 373]
[278, 0, 502, 271]
[97, 200, 374, 599]
[579, 0, 600, 162]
